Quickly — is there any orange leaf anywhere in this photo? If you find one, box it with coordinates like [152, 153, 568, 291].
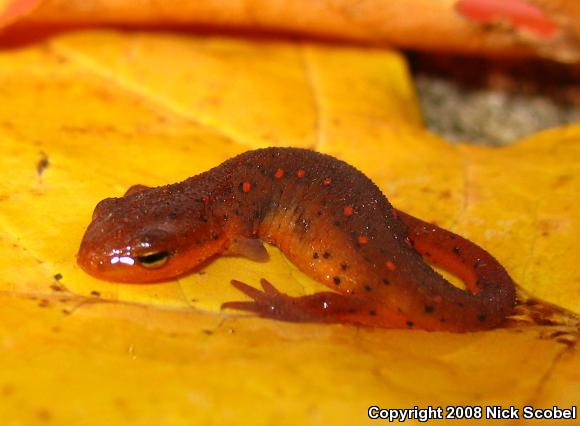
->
[2, 0, 580, 60]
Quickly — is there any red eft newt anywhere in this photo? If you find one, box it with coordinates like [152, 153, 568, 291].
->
[78, 148, 516, 332]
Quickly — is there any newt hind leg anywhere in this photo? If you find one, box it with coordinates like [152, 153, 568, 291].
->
[222, 279, 390, 326]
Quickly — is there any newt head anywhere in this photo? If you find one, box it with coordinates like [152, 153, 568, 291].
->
[77, 185, 227, 283]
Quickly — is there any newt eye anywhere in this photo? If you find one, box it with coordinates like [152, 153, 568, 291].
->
[136, 251, 170, 268]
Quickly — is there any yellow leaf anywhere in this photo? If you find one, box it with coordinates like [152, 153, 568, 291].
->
[0, 30, 578, 425]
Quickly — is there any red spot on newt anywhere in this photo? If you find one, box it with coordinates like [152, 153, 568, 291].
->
[455, 0, 558, 39]
[357, 235, 368, 245]
[274, 168, 284, 178]
[78, 147, 516, 332]
[323, 178, 332, 186]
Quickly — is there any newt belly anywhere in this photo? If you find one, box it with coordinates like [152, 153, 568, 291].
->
[77, 147, 516, 332]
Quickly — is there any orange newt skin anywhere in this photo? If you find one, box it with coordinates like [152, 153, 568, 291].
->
[78, 148, 516, 332]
